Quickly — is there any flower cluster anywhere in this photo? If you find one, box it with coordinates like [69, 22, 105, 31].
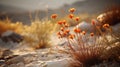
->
[56, 20, 71, 39]
[50, 8, 99, 40]
[51, 8, 112, 67]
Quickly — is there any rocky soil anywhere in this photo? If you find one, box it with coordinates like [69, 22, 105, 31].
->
[0, 22, 120, 67]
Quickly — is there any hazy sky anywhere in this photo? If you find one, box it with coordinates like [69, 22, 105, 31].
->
[0, 0, 84, 11]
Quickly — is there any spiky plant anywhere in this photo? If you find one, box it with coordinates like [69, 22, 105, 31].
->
[54, 7, 120, 67]
[56, 20, 106, 67]
[54, 8, 107, 67]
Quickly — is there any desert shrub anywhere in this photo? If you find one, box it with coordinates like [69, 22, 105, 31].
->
[0, 18, 24, 36]
[0, 20, 15, 35]
[0, 18, 56, 49]
[20, 20, 55, 49]
[56, 20, 105, 67]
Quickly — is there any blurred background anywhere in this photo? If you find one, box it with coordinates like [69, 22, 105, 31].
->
[0, 0, 120, 24]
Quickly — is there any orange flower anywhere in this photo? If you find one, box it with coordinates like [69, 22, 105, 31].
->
[57, 21, 63, 25]
[69, 14, 74, 19]
[75, 17, 80, 21]
[69, 34, 75, 39]
[91, 19, 96, 25]
[81, 31, 86, 35]
[57, 31, 61, 36]
[51, 14, 57, 19]
[69, 8, 76, 13]
[60, 27, 64, 31]
[90, 33, 94, 36]
[65, 30, 70, 33]
[103, 24, 110, 28]
[65, 23, 69, 28]
[63, 31, 67, 36]
[57, 32, 62, 38]
[73, 28, 81, 33]
[62, 20, 66, 25]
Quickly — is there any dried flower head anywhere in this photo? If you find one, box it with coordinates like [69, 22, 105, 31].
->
[57, 21, 63, 25]
[57, 32, 62, 38]
[60, 27, 64, 31]
[65, 29, 70, 33]
[90, 33, 94, 37]
[63, 31, 67, 36]
[69, 8, 76, 13]
[57, 31, 61, 36]
[62, 20, 67, 25]
[69, 14, 74, 19]
[65, 23, 69, 28]
[81, 31, 86, 35]
[69, 34, 75, 39]
[73, 28, 81, 33]
[51, 14, 57, 19]
[75, 17, 80, 22]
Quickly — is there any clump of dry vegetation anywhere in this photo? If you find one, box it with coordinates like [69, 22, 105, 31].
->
[0, 17, 56, 49]
[0, 18, 20, 35]
[21, 19, 55, 49]
[52, 7, 120, 67]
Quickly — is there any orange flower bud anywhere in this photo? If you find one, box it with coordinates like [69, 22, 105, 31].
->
[90, 33, 94, 36]
[103, 24, 110, 28]
[60, 27, 64, 31]
[65, 23, 69, 27]
[63, 31, 67, 36]
[69, 34, 75, 39]
[75, 17, 80, 21]
[62, 20, 66, 25]
[51, 14, 57, 19]
[69, 8, 76, 13]
[57, 32, 62, 38]
[73, 28, 81, 33]
[65, 30, 70, 33]
[69, 14, 74, 19]
[57, 32, 61, 35]
[82, 31, 86, 35]
[57, 21, 63, 25]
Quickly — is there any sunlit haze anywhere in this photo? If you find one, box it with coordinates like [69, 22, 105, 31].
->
[0, 0, 84, 11]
